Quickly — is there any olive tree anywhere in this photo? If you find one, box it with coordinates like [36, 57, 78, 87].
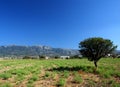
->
[79, 37, 117, 68]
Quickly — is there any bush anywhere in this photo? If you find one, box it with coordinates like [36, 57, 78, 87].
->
[23, 56, 32, 59]
[54, 56, 60, 59]
[39, 55, 45, 59]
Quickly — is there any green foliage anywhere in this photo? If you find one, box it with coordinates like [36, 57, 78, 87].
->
[27, 84, 34, 87]
[16, 75, 25, 81]
[27, 75, 39, 86]
[113, 71, 120, 78]
[79, 37, 117, 67]
[44, 72, 50, 78]
[96, 66, 114, 78]
[11, 69, 30, 75]
[88, 80, 95, 86]
[0, 73, 12, 80]
[103, 73, 111, 78]
[0, 58, 119, 86]
[56, 78, 66, 87]
[63, 71, 69, 78]
[112, 83, 120, 87]
[0, 82, 12, 87]
[73, 73, 83, 83]
[28, 79, 34, 84]
[30, 75, 39, 81]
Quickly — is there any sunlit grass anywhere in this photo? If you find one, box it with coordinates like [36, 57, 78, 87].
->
[0, 58, 119, 86]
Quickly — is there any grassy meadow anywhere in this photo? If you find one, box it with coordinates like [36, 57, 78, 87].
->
[0, 58, 120, 87]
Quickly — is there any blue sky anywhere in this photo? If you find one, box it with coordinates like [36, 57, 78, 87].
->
[0, 0, 120, 49]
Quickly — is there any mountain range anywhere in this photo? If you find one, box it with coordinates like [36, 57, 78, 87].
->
[0, 45, 79, 57]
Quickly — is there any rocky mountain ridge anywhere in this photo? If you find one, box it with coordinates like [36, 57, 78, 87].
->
[0, 45, 79, 57]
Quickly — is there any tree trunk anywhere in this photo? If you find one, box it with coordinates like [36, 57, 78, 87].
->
[94, 61, 97, 68]
[93, 61, 97, 73]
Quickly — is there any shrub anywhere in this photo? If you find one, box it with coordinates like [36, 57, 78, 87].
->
[54, 56, 60, 59]
[23, 56, 32, 59]
[39, 55, 45, 59]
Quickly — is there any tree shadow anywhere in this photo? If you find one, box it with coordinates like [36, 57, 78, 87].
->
[48, 66, 95, 72]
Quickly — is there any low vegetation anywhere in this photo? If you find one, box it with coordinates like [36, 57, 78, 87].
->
[0, 58, 120, 87]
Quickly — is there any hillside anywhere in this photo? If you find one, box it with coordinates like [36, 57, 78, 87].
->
[116, 50, 120, 54]
[0, 45, 79, 57]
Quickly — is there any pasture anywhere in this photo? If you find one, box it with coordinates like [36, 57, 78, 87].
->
[0, 58, 120, 87]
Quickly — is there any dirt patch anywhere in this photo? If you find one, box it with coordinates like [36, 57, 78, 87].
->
[114, 76, 120, 83]
[16, 74, 32, 87]
[34, 79, 56, 87]
[65, 70, 101, 87]
[34, 68, 59, 87]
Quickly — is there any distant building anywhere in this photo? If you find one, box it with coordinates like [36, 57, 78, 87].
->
[45, 56, 49, 59]
[78, 55, 83, 58]
[107, 54, 111, 57]
[60, 56, 70, 59]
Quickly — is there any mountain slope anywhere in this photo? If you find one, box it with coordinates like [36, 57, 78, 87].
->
[0, 45, 79, 57]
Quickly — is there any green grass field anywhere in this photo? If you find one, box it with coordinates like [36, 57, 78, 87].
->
[0, 58, 120, 87]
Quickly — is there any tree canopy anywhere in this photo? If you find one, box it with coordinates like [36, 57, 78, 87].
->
[79, 37, 117, 68]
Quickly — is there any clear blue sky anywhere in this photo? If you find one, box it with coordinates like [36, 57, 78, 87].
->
[0, 0, 120, 49]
